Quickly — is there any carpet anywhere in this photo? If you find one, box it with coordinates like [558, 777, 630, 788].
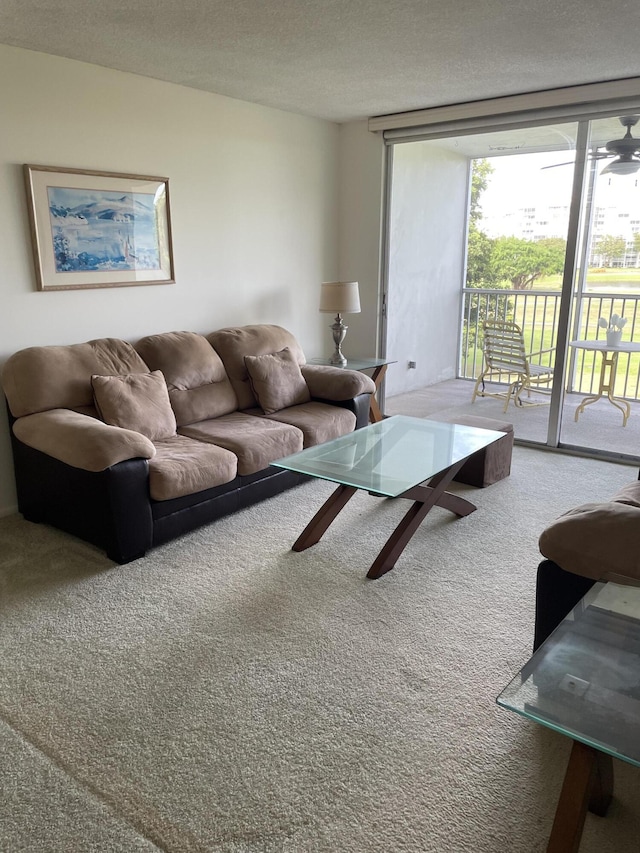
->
[1, 447, 639, 852]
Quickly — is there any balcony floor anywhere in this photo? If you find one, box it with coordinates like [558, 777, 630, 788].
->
[385, 378, 640, 461]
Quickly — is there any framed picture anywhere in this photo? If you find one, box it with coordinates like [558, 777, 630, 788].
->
[23, 164, 175, 290]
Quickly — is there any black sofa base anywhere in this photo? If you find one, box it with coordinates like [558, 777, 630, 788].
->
[151, 468, 307, 549]
[11, 433, 311, 564]
[534, 559, 597, 651]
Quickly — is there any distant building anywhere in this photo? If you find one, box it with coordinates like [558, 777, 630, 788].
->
[481, 192, 640, 268]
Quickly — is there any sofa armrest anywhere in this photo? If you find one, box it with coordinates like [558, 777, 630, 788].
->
[9, 433, 153, 564]
[539, 494, 640, 582]
[301, 364, 375, 400]
[12, 408, 156, 472]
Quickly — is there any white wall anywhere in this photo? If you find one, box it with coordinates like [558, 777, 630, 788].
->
[0, 45, 382, 515]
[385, 142, 470, 396]
[336, 122, 385, 361]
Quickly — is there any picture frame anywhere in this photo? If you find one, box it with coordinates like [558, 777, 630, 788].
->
[23, 164, 175, 291]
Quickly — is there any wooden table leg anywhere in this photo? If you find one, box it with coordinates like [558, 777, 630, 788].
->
[368, 364, 388, 423]
[366, 459, 471, 579]
[291, 457, 476, 579]
[292, 484, 358, 551]
[546, 741, 613, 853]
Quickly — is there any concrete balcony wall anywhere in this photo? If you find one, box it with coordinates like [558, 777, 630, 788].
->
[386, 142, 469, 396]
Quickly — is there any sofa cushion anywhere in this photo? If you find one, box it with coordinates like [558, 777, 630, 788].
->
[149, 435, 238, 501]
[2, 338, 149, 418]
[208, 325, 306, 410]
[92, 371, 177, 442]
[264, 401, 356, 447]
[539, 496, 640, 581]
[135, 331, 238, 425]
[179, 412, 303, 475]
[244, 347, 311, 414]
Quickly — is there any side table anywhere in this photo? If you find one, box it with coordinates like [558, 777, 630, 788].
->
[308, 356, 396, 424]
[569, 339, 640, 427]
[497, 581, 640, 852]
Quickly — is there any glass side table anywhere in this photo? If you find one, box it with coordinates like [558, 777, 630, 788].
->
[497, 581, 640, 852]
[308, 356, 396, 423]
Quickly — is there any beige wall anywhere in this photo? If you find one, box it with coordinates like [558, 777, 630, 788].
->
[0, 45, 384, 515]
[335, 121, 385, 361]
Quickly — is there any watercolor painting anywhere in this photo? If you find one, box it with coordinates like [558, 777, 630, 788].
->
[24, 165, 174, 290]
[48, 187, 160, 273]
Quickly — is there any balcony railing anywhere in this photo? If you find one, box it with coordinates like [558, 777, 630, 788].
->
[461, 288, 640, 399]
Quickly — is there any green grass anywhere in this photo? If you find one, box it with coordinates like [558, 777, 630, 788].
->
[535, 269, 640, 290]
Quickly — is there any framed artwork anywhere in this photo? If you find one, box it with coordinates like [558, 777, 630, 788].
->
[23, 164, 175, 290]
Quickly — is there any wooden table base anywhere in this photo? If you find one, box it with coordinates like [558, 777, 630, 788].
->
[546, 741, 613, 853]
[368, 363, 387, 423]
[292, 457, 477, 578]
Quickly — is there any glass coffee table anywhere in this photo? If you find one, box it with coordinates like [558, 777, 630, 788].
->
[498, 581, 640, 852]
[272, 415, 504, 579]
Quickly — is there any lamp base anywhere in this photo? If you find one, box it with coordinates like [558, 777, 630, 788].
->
[330, 315, 348, 365]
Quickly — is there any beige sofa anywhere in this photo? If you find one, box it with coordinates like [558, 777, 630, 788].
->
[2, 324, 375, 563]
[534, 476, 640, 648]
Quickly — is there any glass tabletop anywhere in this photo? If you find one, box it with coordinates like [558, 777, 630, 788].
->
[497, 581, 640, 768]
[272, 415, 504, 497]
[307, 356, 396, 370]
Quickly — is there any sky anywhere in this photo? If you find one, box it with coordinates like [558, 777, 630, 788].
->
[480, 152, 575, 218]
[479, 150, 640, 232]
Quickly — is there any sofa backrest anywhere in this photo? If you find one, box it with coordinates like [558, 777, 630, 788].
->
[208, 324, 306, 411]
[2, 338, 149, 418]
[135, 331, 238, 426]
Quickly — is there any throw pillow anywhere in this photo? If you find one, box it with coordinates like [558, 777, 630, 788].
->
[92, 370, 177, 441]
[244, 347, 311, 414]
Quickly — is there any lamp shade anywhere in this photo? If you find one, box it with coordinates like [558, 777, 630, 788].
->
[319, 281, 361, 314]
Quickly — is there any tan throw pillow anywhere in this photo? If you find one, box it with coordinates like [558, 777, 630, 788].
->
[92, 370, 177, 441]
[244, 347, 311, 414]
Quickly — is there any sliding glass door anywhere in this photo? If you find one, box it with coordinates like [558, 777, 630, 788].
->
[559, 116, 640, 456]
[382, 109, 640, 460]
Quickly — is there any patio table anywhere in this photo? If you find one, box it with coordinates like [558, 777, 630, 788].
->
[569, 339, 640, 427]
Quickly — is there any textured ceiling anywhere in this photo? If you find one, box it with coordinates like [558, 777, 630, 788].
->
[2, 0, 640, 123]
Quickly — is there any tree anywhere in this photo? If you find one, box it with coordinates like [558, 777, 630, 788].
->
[469, 159, 493, 227]
[491, 236, 566, 290]
[464, 160, 509, 356]
[466, 159, 498, 288]
[466, 227, 498, 288]
[595, 234, 626, 267]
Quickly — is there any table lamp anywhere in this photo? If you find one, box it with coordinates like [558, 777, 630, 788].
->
[319, 281, 361, 365]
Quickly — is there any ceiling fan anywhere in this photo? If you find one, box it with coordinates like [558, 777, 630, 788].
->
[543, 115, 640, 174]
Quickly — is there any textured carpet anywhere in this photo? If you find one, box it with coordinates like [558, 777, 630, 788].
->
[1, 447, 640, 852]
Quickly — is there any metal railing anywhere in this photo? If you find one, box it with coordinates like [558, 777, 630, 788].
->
[461, 288, 640, 399]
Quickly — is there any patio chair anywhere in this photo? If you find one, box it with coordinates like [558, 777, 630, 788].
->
[471, 320, 555, 413]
